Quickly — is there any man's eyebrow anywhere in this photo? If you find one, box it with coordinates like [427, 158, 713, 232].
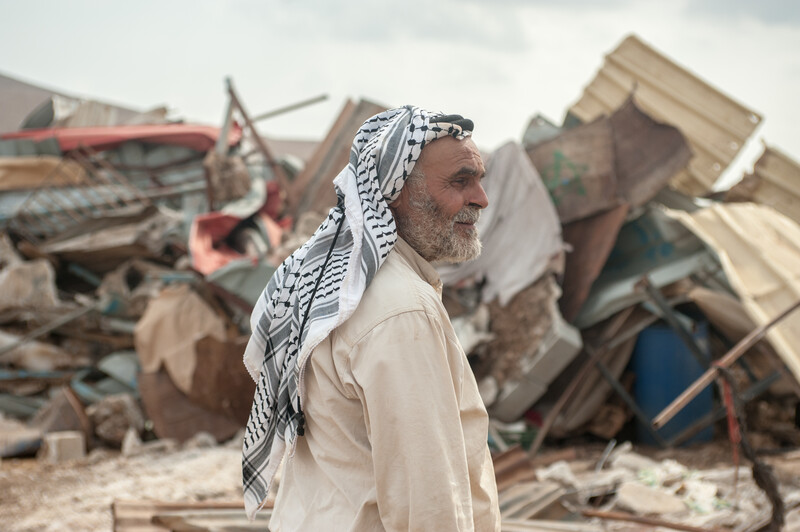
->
[450, 166, 485, 178]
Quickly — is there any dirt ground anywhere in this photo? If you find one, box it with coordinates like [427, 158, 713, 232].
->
[2, 433, 800, 532]
[1, 435, 244, 532]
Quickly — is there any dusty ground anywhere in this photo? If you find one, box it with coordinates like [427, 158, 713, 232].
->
[1, 436, 244, 532]
[2, 435, 799, 532]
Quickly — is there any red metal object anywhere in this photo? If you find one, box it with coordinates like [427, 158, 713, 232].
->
[1, 123, 242, 153]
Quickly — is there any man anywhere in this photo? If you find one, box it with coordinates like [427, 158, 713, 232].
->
[242, 106, 501, 531]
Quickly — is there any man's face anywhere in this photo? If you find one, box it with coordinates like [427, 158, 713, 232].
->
[391, 136, 488, 263]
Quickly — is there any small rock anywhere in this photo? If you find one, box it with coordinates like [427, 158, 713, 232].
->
[86, 394, 145, 447]
[609, 449, 660, 473]
[140, 439, 178, 454]
[121, 427, 143, 457]
[39, 431, 85, 463]
[86, 448, 115, 464]
[224, 428, 245, 450]
[536, 460, 579, 488]
[616, 480, 686, 515]
[183, 431, 217, 450]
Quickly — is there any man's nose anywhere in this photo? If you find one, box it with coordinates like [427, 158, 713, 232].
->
[468, 181, 489, 209]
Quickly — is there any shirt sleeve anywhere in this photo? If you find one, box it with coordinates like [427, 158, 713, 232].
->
[347, 309, 477, 532]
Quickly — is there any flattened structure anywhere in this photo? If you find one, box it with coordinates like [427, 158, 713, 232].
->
[727, 145, 800, 226]
[668, 203, 800, 383]
[568, 34, 761, 196]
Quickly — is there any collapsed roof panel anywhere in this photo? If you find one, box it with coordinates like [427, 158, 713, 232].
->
[568, 34, 762, 196]
[726, 145, 800, 226]
[527, 97, 691, 224]
[667, 203, 800, 384]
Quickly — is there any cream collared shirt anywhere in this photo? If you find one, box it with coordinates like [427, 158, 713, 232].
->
[269, 238, 500, 531]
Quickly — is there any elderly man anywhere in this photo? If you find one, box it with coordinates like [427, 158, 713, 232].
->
[242, 106, 501, 531]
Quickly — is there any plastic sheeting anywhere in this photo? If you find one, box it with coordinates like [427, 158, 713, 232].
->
[134, 284, 227, 395]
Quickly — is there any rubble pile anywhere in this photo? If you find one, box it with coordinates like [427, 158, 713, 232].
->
[1, 33, 799, 531]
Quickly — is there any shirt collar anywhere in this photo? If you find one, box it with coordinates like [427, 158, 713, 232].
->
[393, 237, 444, 294]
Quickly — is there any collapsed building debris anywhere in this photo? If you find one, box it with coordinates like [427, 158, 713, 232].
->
[1, 32, 800, 531]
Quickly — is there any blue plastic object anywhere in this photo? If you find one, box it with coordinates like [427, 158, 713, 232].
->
[631, 320, 713, 446]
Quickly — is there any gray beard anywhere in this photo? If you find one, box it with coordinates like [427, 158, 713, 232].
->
[395, 179, 482, 264]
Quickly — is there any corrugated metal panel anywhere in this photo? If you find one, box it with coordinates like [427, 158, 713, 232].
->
[726, 145, 800, 225]
[668, 203, 800, 384]
[569, 34, 762, 196]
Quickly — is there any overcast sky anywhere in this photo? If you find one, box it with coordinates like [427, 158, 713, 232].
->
[2, 0, 798, 189]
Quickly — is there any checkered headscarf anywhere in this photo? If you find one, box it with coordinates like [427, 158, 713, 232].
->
[241, 105, 474, 519]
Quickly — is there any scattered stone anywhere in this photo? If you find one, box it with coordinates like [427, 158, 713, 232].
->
[183, 431, 217, 450]
[86, 394, 145, 446]
[86, 448, 116, 464]
[120, 427, 143, 457]
[608, 444, 660, 473]
[536, 460, 579, 487]
[39, 431, 86, 463]
[224, 428, 245, 450]
[615, 480, 687, 516]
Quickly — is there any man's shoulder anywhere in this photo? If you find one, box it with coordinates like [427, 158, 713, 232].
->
[339, 246, 438, 341]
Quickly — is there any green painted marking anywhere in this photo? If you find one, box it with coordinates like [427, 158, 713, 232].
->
[540, 150, 588, 206]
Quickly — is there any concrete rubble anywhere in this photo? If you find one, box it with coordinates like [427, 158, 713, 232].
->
[0, 33, 799, 531]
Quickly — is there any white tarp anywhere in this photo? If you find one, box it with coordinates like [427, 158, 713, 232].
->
[438, 141, 564, 306]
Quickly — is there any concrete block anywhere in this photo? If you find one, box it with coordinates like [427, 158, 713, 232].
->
[40, 431, 85, 463]
[616, 481, 686, 515]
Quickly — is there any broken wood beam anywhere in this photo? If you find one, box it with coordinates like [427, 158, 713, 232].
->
[529, 307, 635, 456]
[0, 302, 102, 362]
[653, 298, 800, 429]
[225, 77, 291, 197]
[582, 509, 731, 532]
[252, 93, 328, 123]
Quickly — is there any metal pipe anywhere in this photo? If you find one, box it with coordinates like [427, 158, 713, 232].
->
[252, 94, 328, 123]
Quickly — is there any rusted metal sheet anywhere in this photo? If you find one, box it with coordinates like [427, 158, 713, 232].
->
[726, 145, 800, 225]
[527, 97, 690, 223]
[288, 98, 387, 219]
[527, 117, 618, 223]
[568, 34, 762, 196]
[559, 204, 630, 322]
[667, 203, 800, 384]
[575, 206, 718, 328]
[610, 97, 692, 206]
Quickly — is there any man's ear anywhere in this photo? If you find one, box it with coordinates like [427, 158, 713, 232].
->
[389, 186, 410, 216]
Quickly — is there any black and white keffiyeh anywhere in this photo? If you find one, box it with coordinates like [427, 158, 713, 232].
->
[241, 105, 474, 519]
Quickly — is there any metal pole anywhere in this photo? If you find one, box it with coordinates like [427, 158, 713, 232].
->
[653, 298, 800, 429]
[252, 94, 328, 123]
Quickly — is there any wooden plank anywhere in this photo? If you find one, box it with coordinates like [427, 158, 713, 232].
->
[112, 500, 250, 532]
[152, 509, 272, 532]
[499, 481, 565, 520]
